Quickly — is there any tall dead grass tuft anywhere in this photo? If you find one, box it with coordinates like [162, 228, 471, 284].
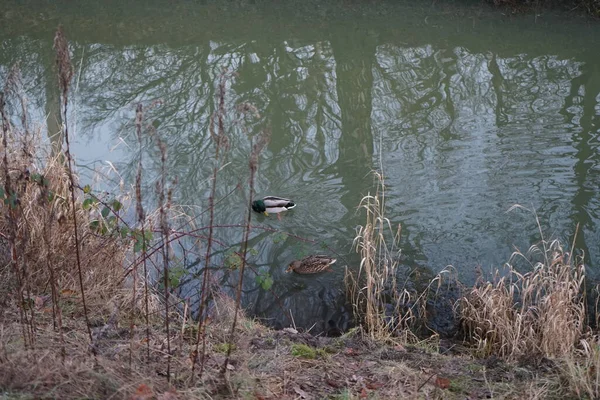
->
[459, 207, 586, 361]
[346, 171, 417, 342]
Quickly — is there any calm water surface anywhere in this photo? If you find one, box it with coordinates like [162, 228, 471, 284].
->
[1, 0, 600, 331]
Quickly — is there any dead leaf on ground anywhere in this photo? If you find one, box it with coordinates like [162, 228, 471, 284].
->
[344, 348, 359, 356]
[434, 376, 451, 390]
[60, 289, 78, 297]
[359, 388, 368, 398]
[366, 381, 383, 390]
[130, 383, 153, 400]
[326, 378, 343, 389]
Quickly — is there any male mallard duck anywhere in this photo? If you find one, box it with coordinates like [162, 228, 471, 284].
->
[286, 255, 337, 274]
[252, 196, 296, 219]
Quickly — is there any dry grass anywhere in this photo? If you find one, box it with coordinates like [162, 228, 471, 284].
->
[562, 334, 600, 398]
[346, 170, 458, 346]
[345, 170, 438, 345]
[459, 209, 586, 361]
[0, 292, 259, 399]
[0, 104, 129, 325]
[345, 171, 404, 340]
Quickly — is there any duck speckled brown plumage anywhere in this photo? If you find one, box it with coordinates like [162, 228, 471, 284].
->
[285, 255, 337, 274]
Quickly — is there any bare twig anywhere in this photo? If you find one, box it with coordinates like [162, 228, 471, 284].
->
[157, 137, 171, 382]
[0, 86, 31, 348]
[222, 127, 270, 374]
[192, 71, 229, 379]
[134, 103, 151, 362]
[54, 25, 94, 349]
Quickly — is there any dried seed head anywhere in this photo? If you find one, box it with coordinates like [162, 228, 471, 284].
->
[236, 102, 261, 119]
[135, 103, 143, 142]
[53, 26, 73, 101]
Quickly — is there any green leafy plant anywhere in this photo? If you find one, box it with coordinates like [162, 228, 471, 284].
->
[132, 229, 153, 253]
[272, 232, 288, 244]
[225, 250, 242, 269]
[214, 343, 236, 353]
[255, 271, 273, 290]
[168, 265, 186, 289]
[291, 343, 316, 359]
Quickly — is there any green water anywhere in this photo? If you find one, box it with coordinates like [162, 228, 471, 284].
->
[1, 0, 600, 331]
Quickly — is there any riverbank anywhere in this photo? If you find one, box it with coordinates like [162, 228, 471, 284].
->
[0, 294, 568, 400]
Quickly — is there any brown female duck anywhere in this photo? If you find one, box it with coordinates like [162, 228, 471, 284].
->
[285, 255, 337, 274]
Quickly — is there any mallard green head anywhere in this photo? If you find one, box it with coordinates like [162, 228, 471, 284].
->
[252, 199, 266, 213]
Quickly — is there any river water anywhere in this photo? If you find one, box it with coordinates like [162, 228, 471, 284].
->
[1, 0, 599, 332]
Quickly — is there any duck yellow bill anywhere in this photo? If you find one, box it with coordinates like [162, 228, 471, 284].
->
[263, 211, 269, 216]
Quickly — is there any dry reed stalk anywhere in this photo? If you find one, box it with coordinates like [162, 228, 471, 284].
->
[53, 25, 93, 346]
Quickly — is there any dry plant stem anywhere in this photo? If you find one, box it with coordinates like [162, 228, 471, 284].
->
[134, 103, 151, 362]
[6, 66, 32, 163]
[128, 239, 137, 370]
[18, 209, 37, 347]
[223, 129, 269, 374]
[222, 160, 255, 374]
[117, 184, 240, 285]
[41, 166, 65, 357]
[1, 77, 37, 348]
[192, 73, 227, 379]
[157, 138, 171, 382]
[54, 26, 93, 346]
[0, 92, 30, 348]
[129, 104, 141, 369]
